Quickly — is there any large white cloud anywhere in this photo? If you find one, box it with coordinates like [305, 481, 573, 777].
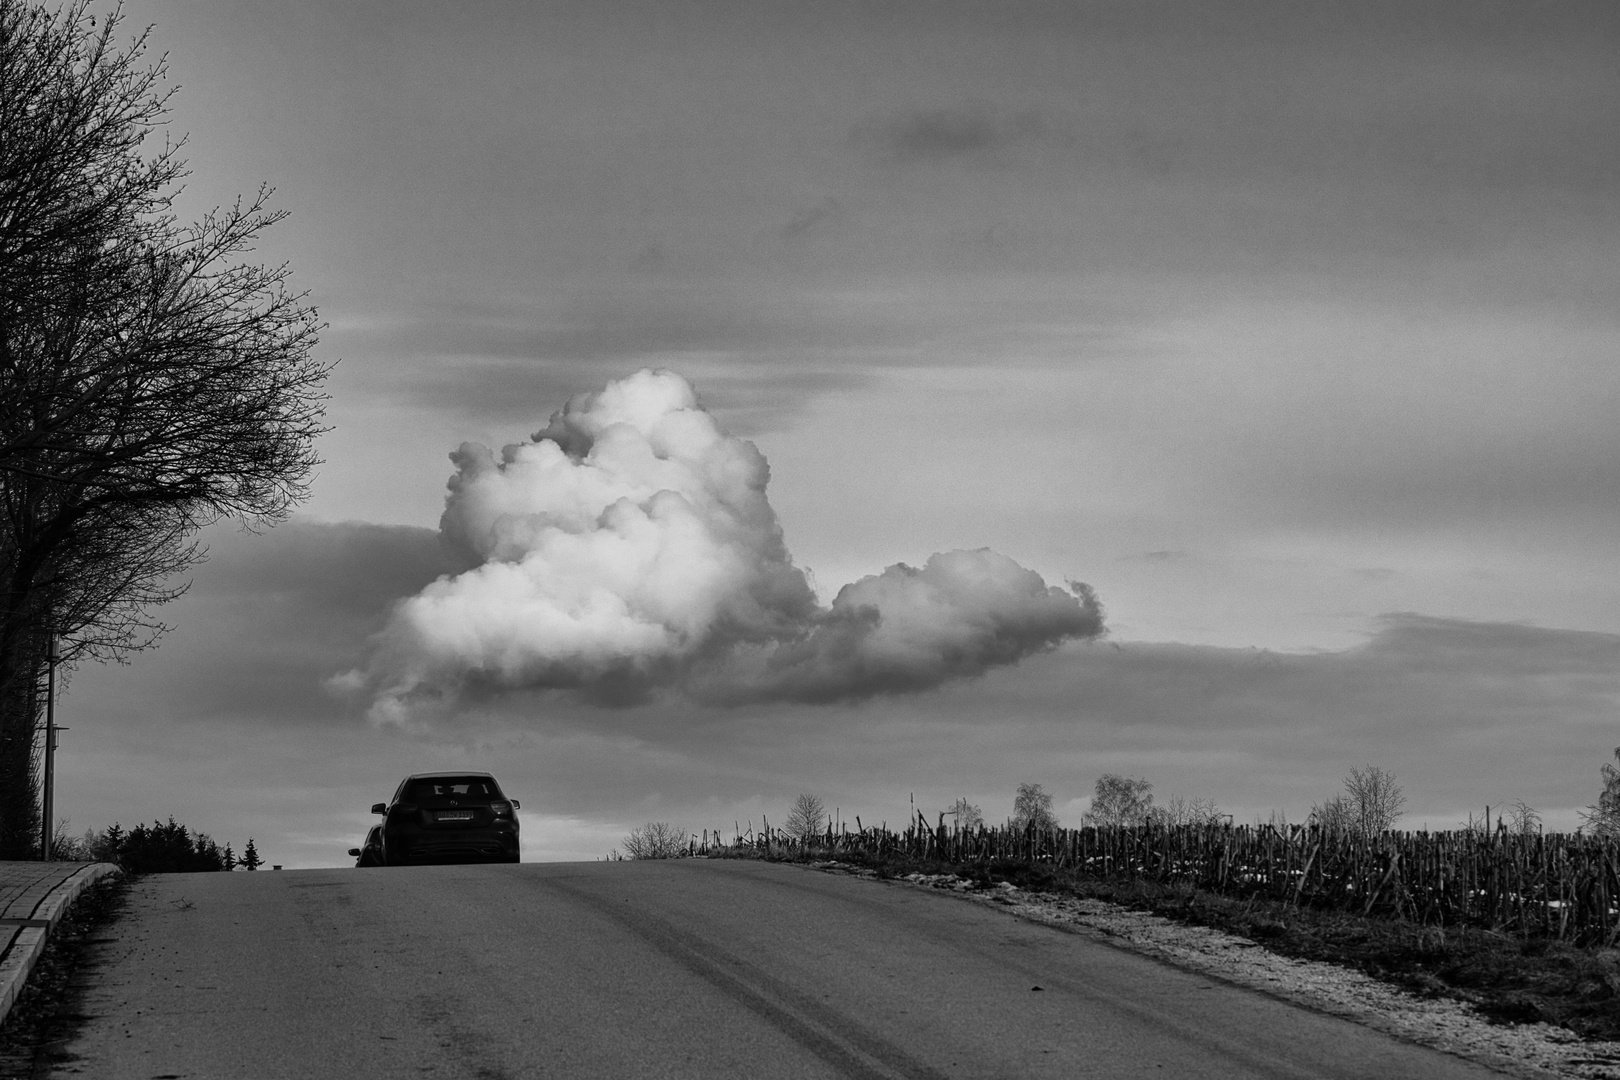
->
[350, 369, 1102, 722]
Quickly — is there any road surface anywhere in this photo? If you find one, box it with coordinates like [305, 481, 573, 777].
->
[43, 860, 1507, 1078]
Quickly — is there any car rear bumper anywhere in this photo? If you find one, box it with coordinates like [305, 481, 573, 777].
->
[385, 824, 519, 863]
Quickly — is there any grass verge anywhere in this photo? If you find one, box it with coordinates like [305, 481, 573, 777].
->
[723, 847, 1620, 1042]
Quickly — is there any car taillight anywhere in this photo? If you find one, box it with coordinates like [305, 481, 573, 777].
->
[396, 803, 417, 812]
[490, 801, 513, 817]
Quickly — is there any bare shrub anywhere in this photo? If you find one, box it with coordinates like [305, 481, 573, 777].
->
[784, 793, 825, 843]
[1503, 800, 1542, 835]
[621, 821, 686, 859]
[1310, 795, 1356, 833]
[947, 797, 983, 832]
[1149, 795, 1224, 827]
[48, 817, 88, 861]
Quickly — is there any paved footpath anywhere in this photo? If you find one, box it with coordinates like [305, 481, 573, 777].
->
[0, 861, 121, 1024]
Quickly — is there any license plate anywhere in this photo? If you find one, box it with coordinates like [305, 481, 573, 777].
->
[436, 810, 474, 821]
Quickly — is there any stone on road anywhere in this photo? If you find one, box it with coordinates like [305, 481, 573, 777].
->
[46, 860, 1505, 1079]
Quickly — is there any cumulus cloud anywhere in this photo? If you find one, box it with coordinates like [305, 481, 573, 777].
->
[698, 552, 1102, 705]
[348, 369, 1102, 721]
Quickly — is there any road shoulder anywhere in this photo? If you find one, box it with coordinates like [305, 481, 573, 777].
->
[816, 862, 1620, 1080]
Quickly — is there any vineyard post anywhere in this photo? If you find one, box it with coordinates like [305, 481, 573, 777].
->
[1294, 841, 1319, 906]
[1602, 843, 1611, 943]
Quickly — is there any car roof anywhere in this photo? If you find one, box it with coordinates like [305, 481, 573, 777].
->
[407, 771, 496, 780]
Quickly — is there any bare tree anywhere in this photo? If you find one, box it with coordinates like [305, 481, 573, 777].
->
[1084, 774, 1153, 827]
[1344, 765, 1406, 834]
[1011, 782, 1058, 831]
[621, 822, 686, 859]
[784, 793, 825, 843]
[947, 797, 983, 832]
[1579, 747, 1620, 836]
[1313, 766, 1405, 835]
[0, 2, 329, 853]
[1309, 795, 1355, 833]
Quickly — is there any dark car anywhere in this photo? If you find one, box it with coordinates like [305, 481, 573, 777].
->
[371, 772, 521, 865]
[348, 825, 384, 867]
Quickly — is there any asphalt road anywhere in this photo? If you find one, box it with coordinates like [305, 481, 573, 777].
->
[44, 860, 1507, 1079]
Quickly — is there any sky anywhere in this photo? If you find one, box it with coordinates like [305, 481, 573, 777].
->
[50, 0, 1620, 866]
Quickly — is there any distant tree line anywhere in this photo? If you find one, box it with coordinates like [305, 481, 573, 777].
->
[56, 817, 261, 872]
[611, 744, 1620, 862]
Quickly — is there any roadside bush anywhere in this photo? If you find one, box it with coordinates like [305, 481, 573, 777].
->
[618, 822, 686, 859]
[48, 819, 92, 861]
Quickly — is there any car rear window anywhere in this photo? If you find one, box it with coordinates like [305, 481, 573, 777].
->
[406, 778, 503, 801]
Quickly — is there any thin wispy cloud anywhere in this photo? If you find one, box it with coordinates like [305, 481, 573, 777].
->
[853, 107, 1050, 164]
[780, 197, 846, 241]
[1120, 550, 1192, 564]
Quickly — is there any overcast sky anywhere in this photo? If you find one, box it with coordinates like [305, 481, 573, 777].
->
[55, 0, 1620, 866]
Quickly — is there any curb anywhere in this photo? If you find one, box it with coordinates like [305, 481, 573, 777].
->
[0, 863, 122, 1026]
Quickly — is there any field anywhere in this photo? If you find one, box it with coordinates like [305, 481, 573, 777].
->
[697, 818, 1620, 1040]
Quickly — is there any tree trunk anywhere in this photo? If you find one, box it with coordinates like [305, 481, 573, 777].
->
[0, 631, 44, 860]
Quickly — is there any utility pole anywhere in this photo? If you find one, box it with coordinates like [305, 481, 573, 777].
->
[41, 634, 59, 862]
